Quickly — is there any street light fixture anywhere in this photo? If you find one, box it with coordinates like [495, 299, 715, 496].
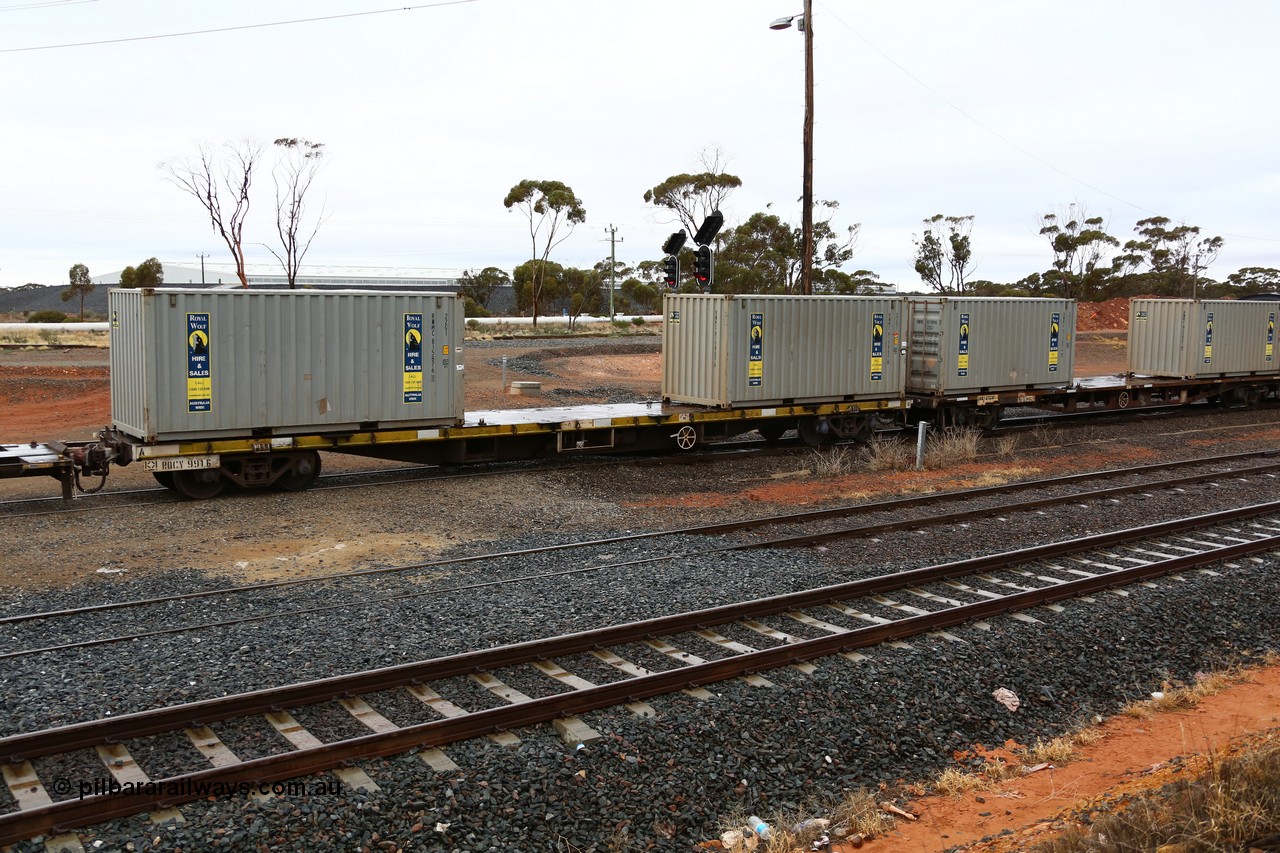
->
[770, 0, 814, 295]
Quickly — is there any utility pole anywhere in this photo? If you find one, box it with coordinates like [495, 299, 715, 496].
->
[800, 0, 814, 295]
[605, 225, 623, 320]
[196, 253, 209, 286]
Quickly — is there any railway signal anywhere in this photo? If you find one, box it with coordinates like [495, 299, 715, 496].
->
[694, 245, 712, 289]
[693, 211, 724, 246]
[663, 254, 679, 287]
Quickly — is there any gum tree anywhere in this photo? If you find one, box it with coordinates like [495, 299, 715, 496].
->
[504, 180, 586, 327]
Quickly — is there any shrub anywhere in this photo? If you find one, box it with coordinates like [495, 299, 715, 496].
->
[27, 310, 67, 323]
[631, 316, 645, 326]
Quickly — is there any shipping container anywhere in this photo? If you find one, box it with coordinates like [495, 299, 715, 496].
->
[110, 288, 464, 442]
[661, 293, 906, 407]
[1128, 298, 1280, 379]
[905, 297, 1076, 395]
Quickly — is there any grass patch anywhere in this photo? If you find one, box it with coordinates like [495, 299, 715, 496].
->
[859, 437, 915, 471]
[0, 328, 110, 347]
[810, 446, 856, 477]
[924, 427, 981, 468]
[1031, 732, 1280, 852]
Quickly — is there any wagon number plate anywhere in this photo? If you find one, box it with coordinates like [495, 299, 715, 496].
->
[143, 454, 220, 472]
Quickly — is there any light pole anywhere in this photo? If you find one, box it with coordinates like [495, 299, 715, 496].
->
[770, 0, 814, 295]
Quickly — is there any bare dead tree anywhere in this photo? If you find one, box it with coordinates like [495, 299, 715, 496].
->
[269, 138, 327, 288]
[160, 140, 263, 288]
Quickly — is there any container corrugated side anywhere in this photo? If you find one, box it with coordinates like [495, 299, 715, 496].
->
[1129, 298, 1280, 378]
[109, 288, 464, 441]
[906, 297, 1076, 394]
[662, 293, 906, 407]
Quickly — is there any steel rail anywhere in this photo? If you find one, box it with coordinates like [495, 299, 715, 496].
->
[4, 448, 1275, 628]
[6, 459, 1280, 661]
[4, 499, 1277, 763]
[2, 512, 1276, 844]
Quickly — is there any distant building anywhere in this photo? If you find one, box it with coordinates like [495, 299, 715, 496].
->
[90, 262, 516, 313]
[92, 263, 461, 290]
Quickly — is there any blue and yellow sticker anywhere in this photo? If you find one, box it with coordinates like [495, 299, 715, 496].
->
[404, 313, 423, 404]
[1048, 312, 1060, 372]
[748, 312, 763, 387]
[871, 313, 884, 381]
[957, 313, 970, 377]
[1267, 313, 1274, 363]
[669, 309, 680, 325]
[1204, 312, 1214, 365]
[186, 312, 211, 413]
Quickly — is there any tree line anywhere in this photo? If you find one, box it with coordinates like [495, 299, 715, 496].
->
[477, 151, 1276, 324]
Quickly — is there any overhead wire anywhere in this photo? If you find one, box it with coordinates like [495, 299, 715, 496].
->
[0, 0, 97, 11]
[0, 0, 477, 52]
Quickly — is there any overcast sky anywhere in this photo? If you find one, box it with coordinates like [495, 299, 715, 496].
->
[3, 0, 1279, 291]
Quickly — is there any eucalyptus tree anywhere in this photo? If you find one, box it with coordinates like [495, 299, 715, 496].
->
[503, 180, 586, 327]
[161, 140, 264, 288]
[912, 214, 975, 293]
[1112, 216, 1224, 297]
[119, 257, 164, 289]
[643, 147, 742, 239]
[61, 263, 93, 320]
[1037, 205, 1119, 300]
[457, 266, 510, 310]
[269, 137, 327, 288]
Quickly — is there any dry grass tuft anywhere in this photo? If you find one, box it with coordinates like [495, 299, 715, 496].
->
[991, 434, 1019, 456]
[859, 437, 914, 471]
[934, 766, 998, 795]
[828, 787, 897, 839]
[810, 446, 856, 477]
[1029, 734, 1280, 852]
[1022, 735, 1077, 766]
[924, 427, 982, 468]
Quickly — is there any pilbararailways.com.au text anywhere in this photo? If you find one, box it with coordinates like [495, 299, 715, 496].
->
[48, 777, 342, 800]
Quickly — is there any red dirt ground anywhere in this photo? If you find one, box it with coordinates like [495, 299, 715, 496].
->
[1075, 297, 1131, 331]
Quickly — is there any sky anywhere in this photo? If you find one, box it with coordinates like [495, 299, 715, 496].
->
[3, 0, 1279, 291]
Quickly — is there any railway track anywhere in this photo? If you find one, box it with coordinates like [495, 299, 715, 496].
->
[3, 449, 1277, 662]
[0, 440, 783, 520]
[3, 500, 1277, 846]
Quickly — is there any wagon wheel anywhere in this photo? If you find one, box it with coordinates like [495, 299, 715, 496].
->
[172, 468, 225, 500]
[152, 471, 176, 490]
[797, 417, 831, 448]
[672, 425, 699, 451]
[1116, 391, 1131, 409]
[277, 451, 322, 492]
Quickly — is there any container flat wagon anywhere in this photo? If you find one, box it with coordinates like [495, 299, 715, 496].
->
[663, 293, 907, 444]
[2, 397, 908, 499]
[1129, 298, 1280, 382]
[6, 292, 1280, 501]
[905, 296, 1077, 427]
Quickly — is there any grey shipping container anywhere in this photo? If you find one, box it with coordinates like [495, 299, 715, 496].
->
[110, 288, 464, 442]
[661, 293, 906, 407]
[906, 297, 1076, 395]
[1129, 298, 1280, 379]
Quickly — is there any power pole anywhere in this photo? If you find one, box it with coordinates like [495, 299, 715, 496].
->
[196, 253, 209, 286]
[605, 225, 623, 320]
[800, 0, 814, 295]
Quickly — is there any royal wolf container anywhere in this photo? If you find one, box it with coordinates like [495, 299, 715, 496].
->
[661, 293, 906, 407]
[906, 296, 1076, 395]
[1128, 298, 1280, 379]
[109, 288, 464, 442]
